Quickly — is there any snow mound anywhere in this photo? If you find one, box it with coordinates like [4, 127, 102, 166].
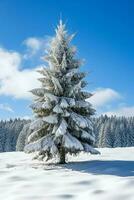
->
[0, 147, 134, 200]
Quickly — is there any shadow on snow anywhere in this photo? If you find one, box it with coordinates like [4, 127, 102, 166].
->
[63, 160, 134, 177]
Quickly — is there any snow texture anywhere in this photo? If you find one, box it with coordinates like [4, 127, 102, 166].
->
[65, 97, 75, 107]
[75, 100, 92, 108]
[53, 104, 63, 113]
[42, 102, 52, 109]
[30, 88, 48, 96]
[55, 119, 67, 137]
[60, 98, 69, 108]
[30, 119, 44, 130]
[30, 102, 43, 110]
[81, 129, 95, 142]
[70, 112, 92, 129]
[25, 135, 54, 153]
[45, 93, 59, 103]
[83, 143, 100, 154]
[0, 147, 134, 200]
[43, 114, 58, 124]
[63, 133, 84, 151]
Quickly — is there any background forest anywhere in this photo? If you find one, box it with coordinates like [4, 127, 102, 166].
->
[0, 116, 133, 152]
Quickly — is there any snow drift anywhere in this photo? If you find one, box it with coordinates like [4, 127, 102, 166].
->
[0, 147, 134, 200]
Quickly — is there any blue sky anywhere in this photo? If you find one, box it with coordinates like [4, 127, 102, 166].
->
[0, 0, 134, 119]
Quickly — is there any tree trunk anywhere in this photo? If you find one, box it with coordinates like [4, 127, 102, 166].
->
[59, 146, 66, 164]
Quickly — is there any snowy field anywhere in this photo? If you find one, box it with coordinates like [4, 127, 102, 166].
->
[0, 148, 134, 200]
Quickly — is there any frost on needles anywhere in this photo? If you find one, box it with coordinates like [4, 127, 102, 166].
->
[24, 20, 99, 163]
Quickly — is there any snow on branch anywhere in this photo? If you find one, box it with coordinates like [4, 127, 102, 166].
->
[65, 69, 78, 79]
[70, 112, 93, 129]
[60, 98, 69, 108]
[25, 135, 57, 154]
[30, 101, 52, 111]
[28, 129, 41, 143]
[45, 93, 59, 103]
[53, 104, 63, 114]
[30, 102, 44, 110]
[63, 132, 83, 151]
[25, 135, 47, 153]
[30, 88, 50, 97]
[42, 102, 52, 109]
[55, 119, 68, 137]
[81, 129, 95, 143]
[74, 100, 92, 109]
[30, 119, 44, 131]
[43, 114, 58, 124]
[83, 143, 100, 154]
[51, 76, 63, 94]
[65, 97, 75, 107]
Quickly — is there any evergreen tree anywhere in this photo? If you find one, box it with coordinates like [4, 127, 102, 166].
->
[98, 122, 105, 147]
[16, 123, 31, 151]
[0, 118, 26, 152]
[24, 21, 99, 163]
[114, 122, 122, 147]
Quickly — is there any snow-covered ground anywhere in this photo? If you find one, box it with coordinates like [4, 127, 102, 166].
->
[0, 148, 134, 200]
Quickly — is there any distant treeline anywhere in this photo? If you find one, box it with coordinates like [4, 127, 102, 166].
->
[0, 116, 134, 152]
[93, 115, 134, 148]
[0, 119, 29, 152]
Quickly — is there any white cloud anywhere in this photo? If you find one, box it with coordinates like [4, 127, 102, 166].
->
[0, 36, 52, 100]
[0, 48, 21, 79]
[87, 88, 121, 108]
[0, 103, 14, 113]
[0, 48, 40, 99]
[23, 36, 51, 58]
[87, 88, 134, 117]
[104, 106, 134, 117]
[24, 37, 42, 56]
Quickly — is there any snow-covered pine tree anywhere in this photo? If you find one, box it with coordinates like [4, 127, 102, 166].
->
[24, 20, 99, 163]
